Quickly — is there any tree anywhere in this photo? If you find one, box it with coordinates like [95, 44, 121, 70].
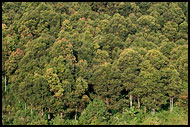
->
[77, 30, 95, 64]
[136, 2, 152, 15]
[7, 34, 54, 117]
[159, 41, 176, 58]
[170, 45, 188, 83]
[117, 2, 140, 17]
[46, 36, 77, 118]
[5, 47, 24, 79]
[161, 67, 182, 112]
[106, 13, 128, 41]
[79, 99, 109, 125]
[139, 49, 169, 114]
[147, 2, 168, 28]
[176, 21, 188, 40]
[93, 33, 124, 61]
[162, 21, 178, 41]
[2, 2, 22, 27]
[16, 2, 62, 41]
[162, 2, 185, 24]
[137, 15, 156, 33]
[115, 48, 143, 109]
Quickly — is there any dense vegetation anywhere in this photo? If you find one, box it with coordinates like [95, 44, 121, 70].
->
[2, 2, 188, 125]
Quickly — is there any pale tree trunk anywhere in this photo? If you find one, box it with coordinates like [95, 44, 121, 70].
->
[105, 98, 109, 107]
[130, 95, 133, 109]
[25, 103, 27, 113]
[171, 97, 173, 112]
[48, 113, 50, 120]
[152, 108, 155, 115]
[137, 96, 140, 111]
[144, 106, 146, 114]
[75, 108, 77, 121]
[48, 108, 50, 120]
[152, 98, 156, 115]
[41, 107, 44, 116]
[5, 75, 6, 92]
[61, 112, 63, 119]
[170, 97, 174, 113]
[31, 103, 33, 115]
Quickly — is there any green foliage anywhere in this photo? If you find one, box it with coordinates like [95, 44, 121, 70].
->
[50, 115, 66, 125]
[109, 106, 144, 125]
[2, 2, 188, 125]
[79, 99, 109, 125]
[27, 114, 48, 125]
[141, 106, 188, 125]
[162, 21, 178, 41]
[137, 15, 156, 32]
[75, 77, 88, 96]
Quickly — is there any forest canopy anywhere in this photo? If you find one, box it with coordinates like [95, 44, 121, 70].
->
[2, 2, 188, 125]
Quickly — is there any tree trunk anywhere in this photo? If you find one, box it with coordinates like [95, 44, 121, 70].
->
[137, 96, 140, 111]
[105, 97, 109, 107]
[31, 103, 33, 115]
[41, 107, 44, 116]
[144, 106, 146, 114]
[5, 75, 6, 92]
[61, 112, 63, 118]
[172, 97, 173, 112]
[25, 103, 26, 113]
[75, 108, 77, 121]
[48, 108, 50, 120]
[130, 95, 133, 109]
[48, 113, 50, 120]
[152, 108, 155, 115]
[170, 97, 173, 113]
[152, 98, 156, 115]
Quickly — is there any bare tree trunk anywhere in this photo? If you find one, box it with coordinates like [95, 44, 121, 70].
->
[144, 106, 146, 114]
[137, 96, 140, 111]
[31, 103, 33, 115]
[152, 108, 155, 115]
[170, 97, 171, 112]
[48, 114, 50, 120]
[152, 98, 156, 115]
[48, 108, 50, 120]
[5, 75, 6, 92]
[172, 97, 173, 112]
[41, 107, 44, 116]
[130, 95, 133, 109]
[25, 103, 26, 113]
[75, 108, 77, 121]
[105, 97, 109, 107]
[170, 97, 174, 113]
[61, 112, 63, 119]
